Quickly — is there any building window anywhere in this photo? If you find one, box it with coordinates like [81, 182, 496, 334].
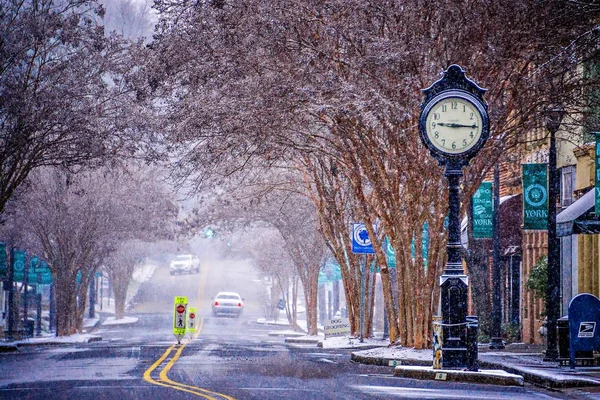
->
[560, 165, 576, 207]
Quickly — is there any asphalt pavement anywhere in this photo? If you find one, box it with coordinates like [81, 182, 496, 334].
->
[4, 315, 600, 390]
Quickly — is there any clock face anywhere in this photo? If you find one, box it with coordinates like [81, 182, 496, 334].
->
[424, 95, 484, 155]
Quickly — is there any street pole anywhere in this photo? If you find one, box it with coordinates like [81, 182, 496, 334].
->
[100, 273, 103, 310]
[490, 163, 505, 349]
[6, 248, 14, 340]
[439, 161, 470, 367]
[89, 274, 96, 319]
[544, 107, 565, 361]
[23, 258, 29, 334]
[36, 293, 42, 336]
[49, 282, 55, 333]
[360, 254, 366, 343]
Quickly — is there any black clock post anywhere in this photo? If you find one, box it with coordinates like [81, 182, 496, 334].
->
[418, 65, 490, 370]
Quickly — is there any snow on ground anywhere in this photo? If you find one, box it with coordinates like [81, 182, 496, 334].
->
[11, 332, 101, 345]
[96, 262, 157, 315]
[352, 343, 431, 360]
[102, 316, 138, 326]
[83, 317, 100, 329]
[131, 263, 157, 283]
[321, 335, 389, 350]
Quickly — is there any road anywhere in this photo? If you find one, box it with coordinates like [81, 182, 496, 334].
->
[0, 257, 583, 399]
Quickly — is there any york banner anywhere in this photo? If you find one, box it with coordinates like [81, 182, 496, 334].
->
[472, 182, 493, 238]
[523, 163, 548, 230]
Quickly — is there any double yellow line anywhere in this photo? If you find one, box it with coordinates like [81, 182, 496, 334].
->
[143, 263, 235, 399]
[143, 318, 235, 399]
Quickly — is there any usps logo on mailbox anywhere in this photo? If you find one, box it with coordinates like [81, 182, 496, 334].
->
[578, 322, 596, 338]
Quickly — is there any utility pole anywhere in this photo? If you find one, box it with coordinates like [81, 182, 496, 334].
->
[490, 163, 505, 349]
[544, 107, 565, 361]
[6, 248, 14, 340]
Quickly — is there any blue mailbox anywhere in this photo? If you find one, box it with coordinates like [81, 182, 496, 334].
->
[568, 293, 600, 369]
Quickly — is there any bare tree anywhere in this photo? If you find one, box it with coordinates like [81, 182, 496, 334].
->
[0, 0, 148, 216]
[15, 165, 176, 335]
[145, 0, 600, 347]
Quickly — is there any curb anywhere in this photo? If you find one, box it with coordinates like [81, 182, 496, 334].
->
[351, 352, 600, 389]
[285, 337, 321, 344]
[393, 365, 524, 387]
[269, 331, 306, 338]
[1, 334, 103, 348]
[0, 344, 18, 352]
[350, 353, 431, 367]
[478, 359, 600, 389]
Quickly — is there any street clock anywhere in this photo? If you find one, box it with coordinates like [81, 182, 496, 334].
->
[418, 65, 490, 164]
[417, 65, 490, 370]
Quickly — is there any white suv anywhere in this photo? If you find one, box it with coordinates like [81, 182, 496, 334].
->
[169, 254, 200, 275]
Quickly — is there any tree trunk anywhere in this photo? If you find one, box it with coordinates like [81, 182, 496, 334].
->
[304, 271, 319, 335]
[113, 278, 128, 320]
[381, 267, 399, 343]
[54, 271, 79, 336]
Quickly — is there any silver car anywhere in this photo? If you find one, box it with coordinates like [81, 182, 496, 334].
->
[212, 292, 244, 317]
[169, 254, 200, 275]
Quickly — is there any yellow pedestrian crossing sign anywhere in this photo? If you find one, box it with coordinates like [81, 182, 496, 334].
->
[173, 296, 187, 343]
[187, 307, 197, 336]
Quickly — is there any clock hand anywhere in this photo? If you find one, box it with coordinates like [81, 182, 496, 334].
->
[437, 122, 478, 129]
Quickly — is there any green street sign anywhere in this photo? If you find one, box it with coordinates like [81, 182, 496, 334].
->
[13, 249, 26, 282]
[28, 256, 40, 284]
[0, 242, 6, 279]
[523, 163, 548, 230]
[473, 182, 493, 238]
[38, 261, 52, 285]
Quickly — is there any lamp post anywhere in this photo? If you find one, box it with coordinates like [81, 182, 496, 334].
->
[418, 65, 490, 369]
[544, 106, 565, 361]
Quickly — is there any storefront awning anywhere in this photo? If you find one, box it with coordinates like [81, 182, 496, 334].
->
[557, 190, 600, 236]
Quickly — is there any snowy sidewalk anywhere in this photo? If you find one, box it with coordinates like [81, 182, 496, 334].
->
[349, 343, 600, 388]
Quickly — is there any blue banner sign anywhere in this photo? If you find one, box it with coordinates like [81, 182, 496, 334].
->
[13, 249, 26, 282]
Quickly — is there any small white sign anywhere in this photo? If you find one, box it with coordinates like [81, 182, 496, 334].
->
[324, 317, 350, 339]
[435, 372, 447, 380]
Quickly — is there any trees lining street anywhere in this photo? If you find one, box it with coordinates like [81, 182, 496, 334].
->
[3, 0, 600, 344]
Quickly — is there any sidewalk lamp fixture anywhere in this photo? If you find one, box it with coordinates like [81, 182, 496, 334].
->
[544, 105, 566, 362]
